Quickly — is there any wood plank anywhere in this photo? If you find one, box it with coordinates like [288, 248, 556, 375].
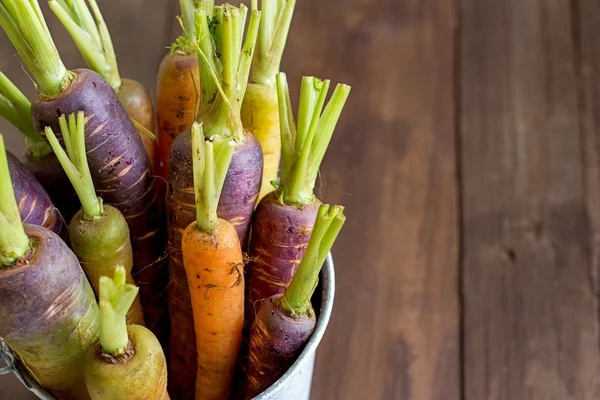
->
[459, 0, 600, 398]
[578, 0, 600, 340]
[0, 2, 176, 398]
[282, 1, 461, 399]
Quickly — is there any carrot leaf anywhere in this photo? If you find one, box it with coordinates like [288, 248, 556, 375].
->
[0, 134, 30, 267]
[0, 0, 72, 96]
[251, 0, 296, 85]
[49, 0, 122, 90]
[99, 265, 139, 356]
[193, 4, 261, 143]
[175, 0, 214, 55]
[0, 72, 52, 158]
[45, 112, 103, 219]
[191, 122, 234, 232]
[281, 204, 345, 317]
[276, 73, 351, 206]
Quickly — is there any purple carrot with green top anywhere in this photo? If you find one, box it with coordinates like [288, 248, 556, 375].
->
[83, 267, 169, 400]
[48, 0, 157, 162]
[246, 73, 350, 320]
[0, 71, 78, 219]
[245, 204, 345, 397]
[0, 133, 99, 400]
[44, 111, 145, 326]
[166, 4, 261, 397]
[0, 0, 170, 350]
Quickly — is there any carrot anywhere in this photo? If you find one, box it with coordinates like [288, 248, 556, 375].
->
[181, 122, 242, 400]
[0, 71, 78, 220]
[0, 0, 170, 349]
[246, 73, 350, 320]
[0, 133, 99, 400]
[245, 204, 345, 397]
[166, 6, 260, 397]
[6, 150, 67, 239]
[49, 0, 157, 163]
[84, 267, 169, 400]
[154, 0, 212, 180]
[241, 0, 296, 202]
[44, 112, 145, 326]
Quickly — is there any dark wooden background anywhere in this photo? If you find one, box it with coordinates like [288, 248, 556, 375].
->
[2, 0, 600, 399]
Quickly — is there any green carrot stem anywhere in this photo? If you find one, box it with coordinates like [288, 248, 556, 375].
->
[0, 72, 52, 158]
[177, 0, 214, 55]
[0, 0, 73, 96]
[99, 265, 139, 356]
[276, 72, 351, 206]
[251, 0, 296, 85]
[192, 4, 261, 142]
[49, 0, 122, 90]
[281, 205, 345, 317]
[44, 112, 102, 218]
[0, 134, 29, 267]
[191, 122, 234, 232]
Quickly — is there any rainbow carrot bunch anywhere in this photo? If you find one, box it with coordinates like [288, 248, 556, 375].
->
[166, 4, 262, 397]
[0, 1, 352, 399]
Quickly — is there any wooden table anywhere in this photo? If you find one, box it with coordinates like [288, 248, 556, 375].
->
[2, 0, 600, 399]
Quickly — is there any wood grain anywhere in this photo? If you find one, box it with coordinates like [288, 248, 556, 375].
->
[281, 1, 462, 399]
[459, 0, 600, 399]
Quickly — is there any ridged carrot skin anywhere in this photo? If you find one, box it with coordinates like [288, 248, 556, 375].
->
[245, 294, 315, 398]
[0, 224, 99, 400]
[182, 220, 245, 400]
[241, 83, 279, 202]
[69, 205, 145, 325]
[7, 151, 66, 239]
[84, 325, 169, 400]
[118, 78, 156, 165]
[247, 193, 320, 316]
[155, 52, 200, 180]
[31, 68, 169, 350]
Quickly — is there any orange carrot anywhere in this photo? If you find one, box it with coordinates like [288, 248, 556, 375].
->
[155, 51, 200, 180]
[155, 0, 212, 180]
[181, 123, 243, 400]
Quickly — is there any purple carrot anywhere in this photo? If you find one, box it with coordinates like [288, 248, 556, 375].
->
[246, 73, 351, 319]
[0, 2, 169, 351]
[7, 151, 66, 238]
[0, 72, 79, 220]
[0, 134, 99, 400]
[247, 196, 321, 314]
[245, 205, 345, 397]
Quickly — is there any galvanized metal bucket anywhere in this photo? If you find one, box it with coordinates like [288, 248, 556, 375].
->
[0, 254, 335, 400]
